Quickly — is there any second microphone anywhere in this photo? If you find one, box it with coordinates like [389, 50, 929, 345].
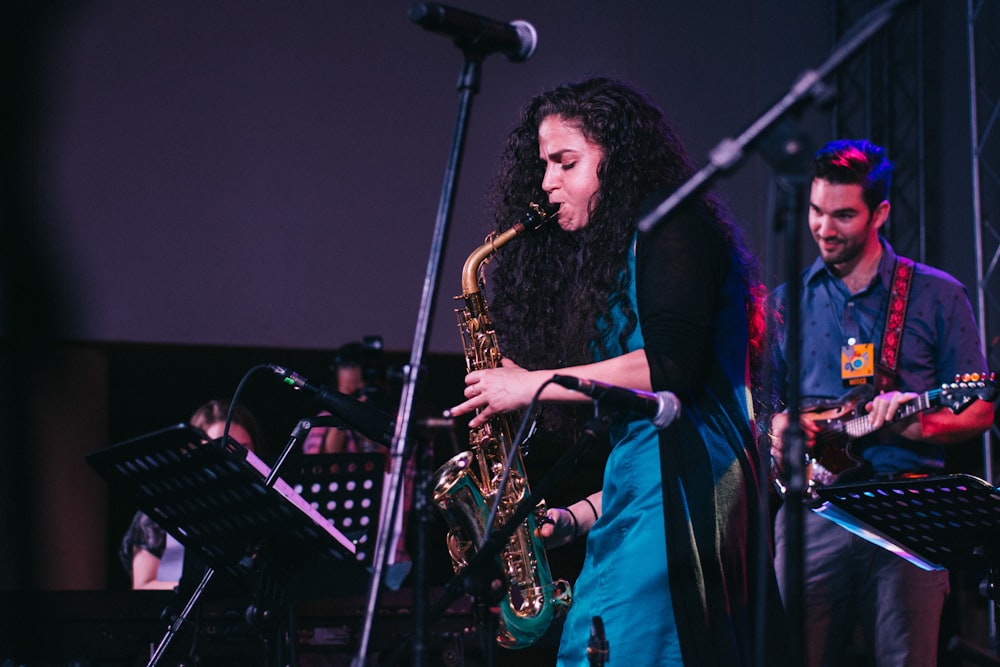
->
[551, 375, 681, 429]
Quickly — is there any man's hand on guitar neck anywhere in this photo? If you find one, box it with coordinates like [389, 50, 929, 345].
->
[865, 390, 995, 445]
[768, 391, 918, 472]
[770, 386, 996, 464]
[863, 387, 994, 445]
[863, 390, 920, 434]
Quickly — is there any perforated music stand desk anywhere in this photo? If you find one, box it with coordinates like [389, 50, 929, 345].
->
[87, 424, 355, 577]
[87, 423, 363, 601]
[281, 452, 386, 569]
[814, 474, 1000, 572]
[89, 423, 375, 665]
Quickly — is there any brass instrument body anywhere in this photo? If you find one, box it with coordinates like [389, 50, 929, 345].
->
[432, 203, 571, 649]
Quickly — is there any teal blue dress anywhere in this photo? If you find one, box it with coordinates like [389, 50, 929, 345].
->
[556, 203, 783, 666]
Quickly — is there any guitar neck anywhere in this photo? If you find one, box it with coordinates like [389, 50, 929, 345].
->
[843, 388, 939, 439]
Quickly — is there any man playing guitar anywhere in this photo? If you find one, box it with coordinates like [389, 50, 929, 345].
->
[768, 139, 995, 667]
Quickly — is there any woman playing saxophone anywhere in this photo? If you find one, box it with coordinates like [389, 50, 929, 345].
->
[447, 78, 786, 666]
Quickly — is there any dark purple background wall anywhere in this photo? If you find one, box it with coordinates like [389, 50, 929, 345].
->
[36, 0, 852, 353]
[13, 1, 981, 352]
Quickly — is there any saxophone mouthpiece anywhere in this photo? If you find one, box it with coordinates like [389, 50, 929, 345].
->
[525, 202, 559, 230]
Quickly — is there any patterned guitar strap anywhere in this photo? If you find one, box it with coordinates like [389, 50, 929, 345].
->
[875, 256, 915, 393]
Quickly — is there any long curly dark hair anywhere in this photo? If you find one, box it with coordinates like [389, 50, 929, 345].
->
[488, 78, 761, 376]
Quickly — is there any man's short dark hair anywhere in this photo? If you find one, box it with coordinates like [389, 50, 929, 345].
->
[812, 139, 893, 213]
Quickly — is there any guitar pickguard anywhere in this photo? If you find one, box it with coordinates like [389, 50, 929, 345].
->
[803, 384, 873, 484]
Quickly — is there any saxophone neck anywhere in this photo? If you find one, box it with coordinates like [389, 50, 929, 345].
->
[461, 223, 526, 298]
[459, 202, 558, 298]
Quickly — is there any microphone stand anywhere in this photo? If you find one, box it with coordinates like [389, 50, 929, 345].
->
[635, 0, 912, 235]
[410, 434, 435, 667]
[760, 122, 812, 667]
[264, 414, 341, 486]
[351, 51, 486, 667]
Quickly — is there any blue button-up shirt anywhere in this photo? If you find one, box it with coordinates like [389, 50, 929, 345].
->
[772, 238, 986, 474]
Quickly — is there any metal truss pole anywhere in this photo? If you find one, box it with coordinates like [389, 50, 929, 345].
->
[968, 0, 1000, 488]
[830, 0, 928, 264]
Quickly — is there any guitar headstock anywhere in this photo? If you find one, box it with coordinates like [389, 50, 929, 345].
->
[940, 372, 998, 414]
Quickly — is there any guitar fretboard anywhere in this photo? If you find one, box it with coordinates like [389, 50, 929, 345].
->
[842, 388, 940, 438]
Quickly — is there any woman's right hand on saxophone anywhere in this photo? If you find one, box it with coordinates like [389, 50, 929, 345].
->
[536, 491, 603, 549]
[448, 349, 655, 429]
[446, 358, 548, 428]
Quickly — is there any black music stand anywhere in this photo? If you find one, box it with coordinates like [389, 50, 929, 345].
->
[815, 474, 1000, 571]
[87, 423, 364, 666]
[282, 452, 386, 569]
[816, 474, 1000, 653]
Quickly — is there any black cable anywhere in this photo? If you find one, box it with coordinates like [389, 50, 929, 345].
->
[482, 378, 554, 542]
[222, 363, 274, 458]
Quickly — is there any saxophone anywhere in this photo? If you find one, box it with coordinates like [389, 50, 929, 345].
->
[432, 201, 571, 649]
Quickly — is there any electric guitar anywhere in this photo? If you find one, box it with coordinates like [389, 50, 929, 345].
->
[774, 373, 997, 497]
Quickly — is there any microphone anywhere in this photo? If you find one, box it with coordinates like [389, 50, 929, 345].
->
[408, 3, 538, 63]
[587, 615, 609, 667]
[269, 364, 395, 447]
[552, 375, 681, 429]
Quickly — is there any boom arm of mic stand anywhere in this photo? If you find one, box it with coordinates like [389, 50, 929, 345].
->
[351, 55, 483, 667]
[637, 0, 913, 234]
[264, 416, 339, 487]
